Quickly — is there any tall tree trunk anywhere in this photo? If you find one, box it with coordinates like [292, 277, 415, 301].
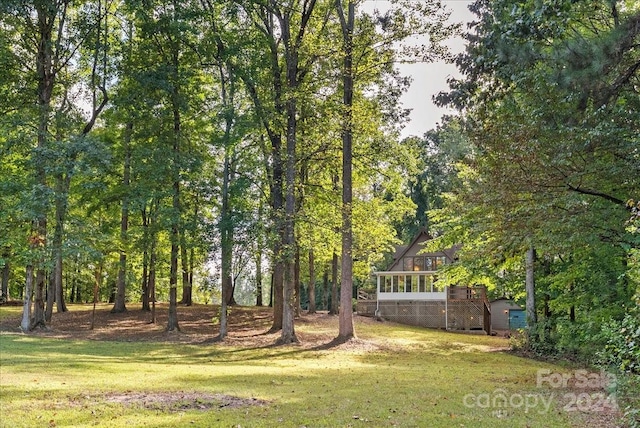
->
[256, 248, 263, 307]
[276, 0, 324, 342]
[21, 266, 34, 331]
[75, 280, 81, 303]
[219, 276, 229, 340]
[180, 238, 192, 305]
[219, 149, 232, 339]
[219, 148, 236, 310]
[188, 246, 194, 302]
[280, 48, 298, 343]
[113, 123, 132, 314]
[217, 55, 237, 334]
[149, 234, 158, 324]
[48, 169, 72, 321]
[54, 226, 67, 314]
[269, 271, 274, 308]
[323, 267, 329, 311]
[69, 263, 77, 303]
[50, 0, 108, 320]
[223, 259, 237, 307]
[294, 244, 301, 316]
[525, 244, 537, 330]
[74, 256, 81, 303]
[336, 0, 356, 340]
[242, 72, 284, 328]
[32, 265, 47, 330]
[27, 1, 58, 331]
[271, 242, 285, 330]
[330, 252, 339, 315]
[140, 252, 149, 309]
[2, 248, 10, 301]
[142, 201, 159, 314]
[166, 59, 181, 332]
[307, 248, 316, 314]
[255, 200, 264, 307]
[108, 279, 116, 303]
[167, 222, 180, 331]
[67, 271, 74, 303]
[168, 228, 180, 332]
[46, 261, 55, 322]
[141, 206, 150, 311]
[238, 34, 285, 331]
[167, 161, 180, 331]
[90, 261, 103, 330]
[257, 12, 286, 334]
[180, 199, 195, 306]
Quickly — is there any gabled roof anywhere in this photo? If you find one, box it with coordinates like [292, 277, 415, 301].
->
[387, 229, 458, 271]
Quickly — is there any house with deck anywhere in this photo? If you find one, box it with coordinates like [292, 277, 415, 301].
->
[357, 230, 491, 334]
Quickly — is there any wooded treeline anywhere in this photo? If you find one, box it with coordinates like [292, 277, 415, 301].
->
[0, 0, 455, 341]
[1, 0, 638, 391]
[430, 0, 639, 422]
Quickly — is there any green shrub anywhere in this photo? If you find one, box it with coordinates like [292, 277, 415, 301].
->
[598, 311, 640, 428]
[515, 317, 557, 357]
[600, 313, 640, 375]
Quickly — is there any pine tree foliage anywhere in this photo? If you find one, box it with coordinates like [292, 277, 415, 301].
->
[432, 0, 639, 362]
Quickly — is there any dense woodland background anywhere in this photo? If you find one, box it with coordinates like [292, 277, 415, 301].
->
[0, 0, 638, 418]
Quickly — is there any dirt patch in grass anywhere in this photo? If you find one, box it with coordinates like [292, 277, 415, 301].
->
[103, 391, 267, 411]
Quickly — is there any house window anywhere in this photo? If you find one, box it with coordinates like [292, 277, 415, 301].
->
[401, 255, 449, 273]
[424, 275, 436, 293]
[421, 256, 448, 271]
[410, 275, 419, 292]
[383, 276, 391, 293]
[424, 257, 433, 271]
[380, 274, 446, 293]
[405, 256, 443, 271]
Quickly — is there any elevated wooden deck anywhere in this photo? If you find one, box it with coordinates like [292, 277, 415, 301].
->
[357, 286, 491, 334]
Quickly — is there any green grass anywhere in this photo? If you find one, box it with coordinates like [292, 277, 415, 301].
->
[0, 304, 21, 322]
[0, 308, 603, 427]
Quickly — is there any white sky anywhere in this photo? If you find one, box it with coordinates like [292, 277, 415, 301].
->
[362, 0, 475, 138]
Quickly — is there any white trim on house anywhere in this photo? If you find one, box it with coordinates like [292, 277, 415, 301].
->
[375, 270, 445, 301]
[378, 291, 447, 301]
[376, 270, 438, 275]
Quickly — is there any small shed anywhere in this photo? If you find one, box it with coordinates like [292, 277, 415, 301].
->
[490, 298, 525, 330]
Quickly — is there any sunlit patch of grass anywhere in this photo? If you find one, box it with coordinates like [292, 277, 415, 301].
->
[0, 315, 604, 427]
[0, 304, 22, 322]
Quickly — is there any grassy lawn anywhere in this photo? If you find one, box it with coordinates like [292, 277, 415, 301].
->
[0, 305, 615, 427]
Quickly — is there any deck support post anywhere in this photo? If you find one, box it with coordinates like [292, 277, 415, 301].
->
[445, 286, 448, 330]
[375, 275, 380, 317]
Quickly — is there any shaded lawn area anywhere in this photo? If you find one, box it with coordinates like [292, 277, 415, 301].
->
[0, 304, 620, 427]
